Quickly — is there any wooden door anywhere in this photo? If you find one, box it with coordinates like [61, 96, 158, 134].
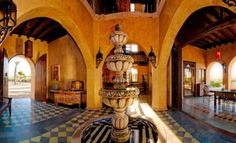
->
[35, 54, 47, 102]
[0, 48, 9, 98]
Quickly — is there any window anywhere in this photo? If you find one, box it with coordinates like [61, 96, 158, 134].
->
[198, 68, 205, 83]
[127, 67, 138, 82]
[209, 63, 223, 88]
[130, 4, 135, 12]
[126, 44, 138, 53]
[231, 60, 236, 89]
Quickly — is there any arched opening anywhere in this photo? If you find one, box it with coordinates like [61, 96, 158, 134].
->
[228, 57, 236, 89]
[102, 43, 152, 105]
[207, 62, 223, 89]
[8, 55, 34, 98]
[168, 6, 234, 110]
[2, 16, 87, 107]
[164, 3, 236, 134]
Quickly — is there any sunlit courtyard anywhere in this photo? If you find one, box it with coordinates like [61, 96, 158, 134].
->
[8, 56, 31, 98]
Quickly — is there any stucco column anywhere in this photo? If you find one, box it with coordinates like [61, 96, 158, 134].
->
[152, 63, 168, 111]
[86, 65, 102, 110]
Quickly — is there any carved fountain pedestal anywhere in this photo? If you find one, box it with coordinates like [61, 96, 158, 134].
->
[99, 24, 139, 142]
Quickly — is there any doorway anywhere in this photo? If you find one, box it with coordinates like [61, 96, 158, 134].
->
[8, 55, 32, 98]
[183, 61, 196, 96]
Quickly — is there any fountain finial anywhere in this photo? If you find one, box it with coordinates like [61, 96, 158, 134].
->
[115, 24, 121, 31]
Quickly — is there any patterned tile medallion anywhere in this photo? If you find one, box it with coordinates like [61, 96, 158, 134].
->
[78, 117, 158, 143]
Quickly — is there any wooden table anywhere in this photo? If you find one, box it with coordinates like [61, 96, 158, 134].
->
[49, 90, 86, 107]
[210, 89, 236, 107]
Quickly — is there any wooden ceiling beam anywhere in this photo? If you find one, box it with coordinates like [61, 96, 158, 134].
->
[26, 19, 41, 38]
[34, 19, 54, 40]
[225, 27, 236, 42]
[191, 42, 207, 50]
[178, 15, 236, 48]
[37, 24, 60, 40]
[18, 21, 28, 37]
[218, 30, 234, 43]
[204, 13, 218, 23]
[197, 39, 211, 46]
[204, 34, 222, 48]
[43, 29, 67, 42]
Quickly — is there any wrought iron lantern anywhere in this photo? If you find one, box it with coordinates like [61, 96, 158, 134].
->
[223, 0, 236, 6]
[96, 47, 103, 68]
[148, 47, 157, 68]
[25, 39, 33, 58]
[0, 0, 17, 43]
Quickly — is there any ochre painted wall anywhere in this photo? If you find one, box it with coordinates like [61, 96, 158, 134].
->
[206, 42, 236, 89]
[1, 34, 48, 62]
[182, 45, 206, 83]
[48, 35, 86, 91]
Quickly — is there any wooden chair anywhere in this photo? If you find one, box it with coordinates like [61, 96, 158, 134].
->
[0, 97, 12, 116]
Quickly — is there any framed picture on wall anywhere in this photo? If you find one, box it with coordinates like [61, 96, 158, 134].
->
[51, 64, 60, 81]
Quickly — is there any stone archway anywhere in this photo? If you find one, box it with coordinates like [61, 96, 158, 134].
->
[13, 5, 99, 108]
[154, 0, 234, 111]
[8, 55, 35, 99]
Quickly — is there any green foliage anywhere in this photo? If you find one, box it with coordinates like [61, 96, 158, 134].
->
[18, 71, 26, 76]
[210, 81, 222, 87]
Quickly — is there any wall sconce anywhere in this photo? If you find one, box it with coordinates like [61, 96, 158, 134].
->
[0, 0, 17, 43]
[222, 62, 227, 73]
[223, 0, 236, 6]
[96, 47, 103, 68]
[148, 47, 157, 68]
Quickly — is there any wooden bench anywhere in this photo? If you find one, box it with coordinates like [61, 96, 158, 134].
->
[0, 97, 12, 116]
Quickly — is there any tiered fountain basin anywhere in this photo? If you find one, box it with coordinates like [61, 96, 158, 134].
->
[100, 87, 139, 109]
[72, 116, 158, 143]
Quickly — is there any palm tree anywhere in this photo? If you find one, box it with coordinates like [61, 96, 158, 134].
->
[14, 61, 20, 85]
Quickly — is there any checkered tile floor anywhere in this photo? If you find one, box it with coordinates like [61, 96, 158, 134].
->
[1, 98, 236, 143]
[20, 109, 113, 143]
[0, 98, 70, 128]
[156, 111, 199, 143]
[183, 96, 236, 134]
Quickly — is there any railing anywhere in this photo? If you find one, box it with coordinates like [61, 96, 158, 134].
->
[87, 0, 159, 15]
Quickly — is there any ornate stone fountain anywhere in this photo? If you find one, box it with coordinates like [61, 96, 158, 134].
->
[99, 24, 139, 142]
[72, 24, 158, 143]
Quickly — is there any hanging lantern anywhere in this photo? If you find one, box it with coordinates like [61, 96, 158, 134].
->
[215, 50, 221, 60]
[116, 0, 131, 12]
[25, 39, 33, 58]
[0, 0, 17, 43]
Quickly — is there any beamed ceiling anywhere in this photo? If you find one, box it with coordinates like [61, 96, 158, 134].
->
[11, 17, 68, 43]
[175, 6, 236, 50]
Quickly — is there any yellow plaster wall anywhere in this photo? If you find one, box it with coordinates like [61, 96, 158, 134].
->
[48, 35, 86, 91]
[206, 42, 236, 88]
[98, 17, 159, 59]
[182, 45, 206, 83]
[1, 34, 48, 62]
